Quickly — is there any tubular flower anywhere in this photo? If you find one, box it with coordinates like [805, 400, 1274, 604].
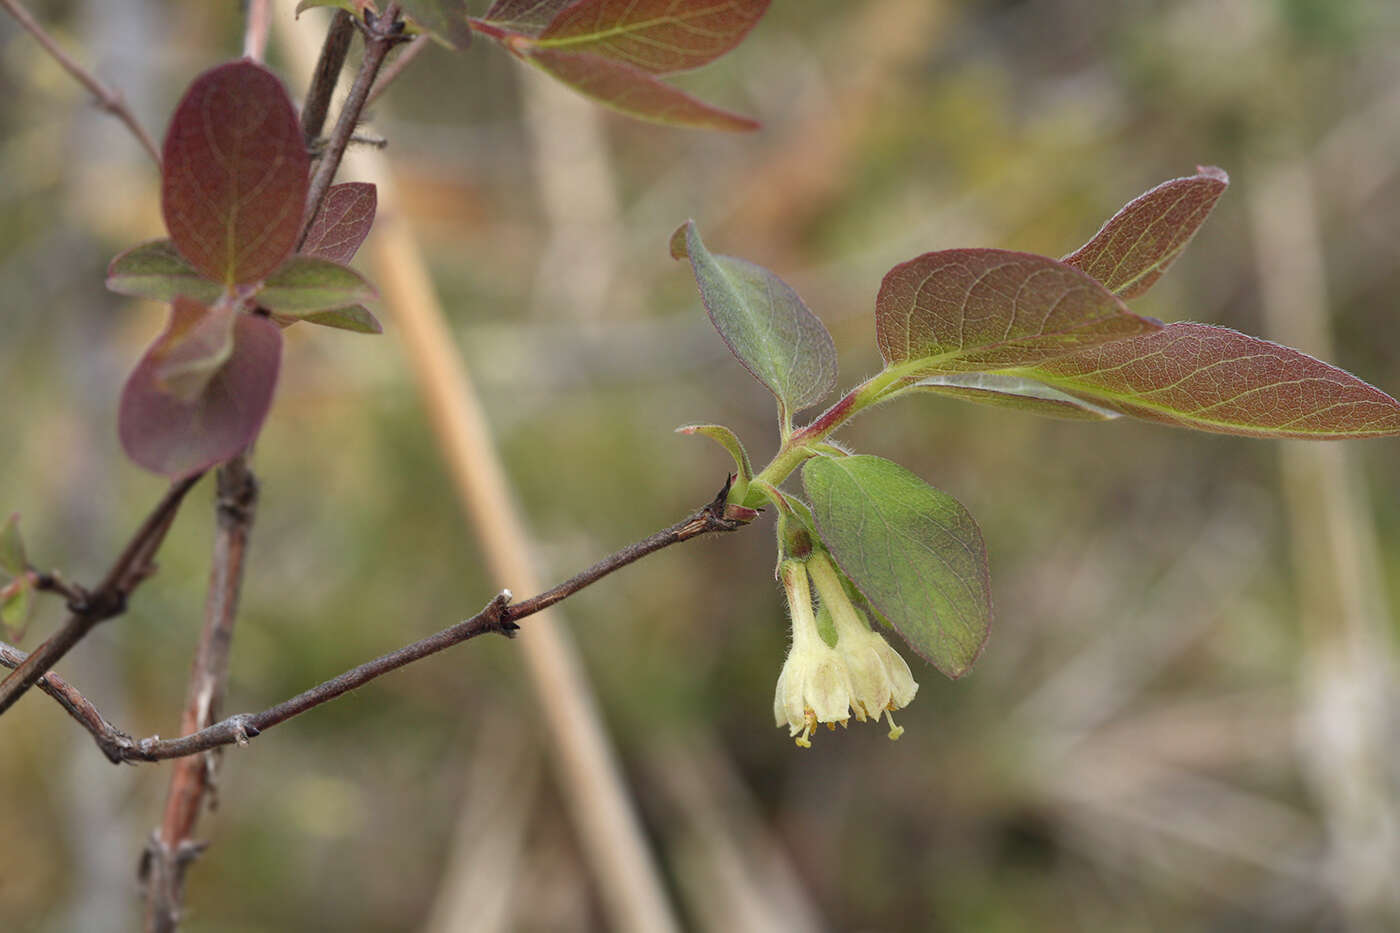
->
[773, 559, 853, 747]
[807, 552, 918, 740]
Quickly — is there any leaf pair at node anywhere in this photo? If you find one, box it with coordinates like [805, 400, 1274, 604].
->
[675, 166, 1400, 680]
[106, 61, 383, 480]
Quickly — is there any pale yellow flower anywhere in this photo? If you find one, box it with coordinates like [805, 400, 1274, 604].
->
[773, 559, 853, 747]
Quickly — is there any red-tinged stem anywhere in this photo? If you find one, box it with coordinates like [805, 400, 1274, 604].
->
[465, 17, 514, 42]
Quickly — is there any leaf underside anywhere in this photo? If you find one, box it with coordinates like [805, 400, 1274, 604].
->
[298, 305, 384, 334]
[803, 454, 991, 678]
[672, 220, 837, 413]
[876, 248, 1162, 374]
[257, 256, 379, 314]
[162, 60, 309, 286]
[523, 48, 758, 131]
[1064, 166, 1229, 299]
[120, 303, 283, 478]
[481, 0, 575, 33]
[911, 373, 1120, 421]
[105, 239, 225, 305]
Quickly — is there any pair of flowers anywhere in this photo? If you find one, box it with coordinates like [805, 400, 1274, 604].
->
[773, 552, 918, 747]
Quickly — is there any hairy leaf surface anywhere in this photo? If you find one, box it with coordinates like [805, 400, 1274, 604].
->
[671, 221, 836, 413]
[1064, 167, 1229, 298]
[120, 306, 282, 478]
[524, 48, 757, 131]
[162, 61, 309, 286]
[804, 455, 991, 678]
[301, 183, 377, 264]
[258, 257, 379, 314]
[106, 240, 224, 305]
[1013, 323, 1400, 438]
[876, 249, 1161, 374]
[535, 0, 769, 74]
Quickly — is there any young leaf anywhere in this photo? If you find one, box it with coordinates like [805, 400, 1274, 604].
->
[149, 300, 239, 403]
[522, 49, 758, 131]
[299, 305, 384, 334]
[0, 514, 26, 576]
[876, 248, 1161, 375]
[803, 454, 990, 678]
[1, 579, 33, 632]
[1064, 167, 1229, 299]
[106, 240, 225, 305]
[1011, 322, 1400, 439]
[480, 0, 575, 34]
[119, 307, 283, 478]
[676, 423, 754, 487]
[401, 0, 474, 50]
[162, 60, 310, 286]
[301, 183, 378, 264]
[910, 373, 1120, 421]
[671, 220, 837, 414]
[534, 0, 770, 74]
[257, 257, 379, 314]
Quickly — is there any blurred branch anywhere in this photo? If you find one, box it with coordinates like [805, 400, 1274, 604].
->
[0, 0, 161, 166]
[143, 458, 258, 933]
[0, 640, 134, 762]
[242, 0, 273, 62]
[19, 481, 748, 765]
[300, 9, 355, 145]
[299, 2, 406, 246]
[0, 475, 202, 717]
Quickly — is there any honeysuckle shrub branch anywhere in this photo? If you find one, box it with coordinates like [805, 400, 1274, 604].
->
[671, 167, 1400, 746]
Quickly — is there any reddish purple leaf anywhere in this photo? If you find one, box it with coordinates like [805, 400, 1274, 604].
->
[1017, 322, 1400, 438]
[149, 299, 239, 402]
[481, 0, 575, 33]
[523, 47, 757, 131]
[535, 0, 770, 74]
[162, 60, 310, 286]
[1063, 167, 1229, 299]
[301, 183, 377, 264]
[876, 249, 1162, 374]
[119, 300, 283, 478]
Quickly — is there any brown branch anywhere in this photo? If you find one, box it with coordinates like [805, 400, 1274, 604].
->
[24, 481, 752, 765]
[366, 33, 428, 107]
[0, 0, 161, 167]
[300, 9, 356, 147]
[143, 459, 258, 933]
[0, 640, 137, 763]
[0, 474, 203, 717]
[298, 2, 406, 247]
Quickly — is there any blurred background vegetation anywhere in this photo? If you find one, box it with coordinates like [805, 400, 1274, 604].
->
[3, 0, 1400, 930]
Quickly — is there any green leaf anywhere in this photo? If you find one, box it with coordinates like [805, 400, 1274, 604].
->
[522, 48, 759, 131]
[675, 423, 753, 484]
[1064, 166, 1229, 299]
[106, 239, 225, 305]
[0, 514, 26, 576]
[908, 372, 1120, 421]
[257, 257, 379, 314]
[299, 305, 383, 334]
[671, 220, 837, 415]
[1, 579, 33, 632]
[533, 0, 770, 74]
[875, 248, 1161, 375]
[803, 454, 991, 678]
[1011, 322, 1400, 439]
[162, 61, 309, 286]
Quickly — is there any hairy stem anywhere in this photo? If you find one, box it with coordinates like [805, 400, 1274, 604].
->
[300, 9, 355, 146]
[0, 0, 161, 166]
[299, 3, 404, 247]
